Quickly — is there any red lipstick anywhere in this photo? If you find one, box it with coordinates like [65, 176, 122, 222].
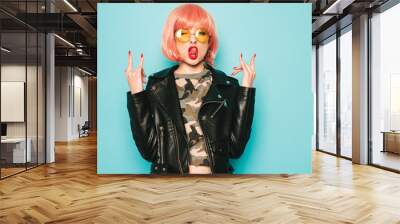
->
[188, 46, 198, 60]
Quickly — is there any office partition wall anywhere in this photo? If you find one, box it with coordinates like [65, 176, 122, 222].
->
[0, 0, 47, 179]
[0, 31, 28, 178]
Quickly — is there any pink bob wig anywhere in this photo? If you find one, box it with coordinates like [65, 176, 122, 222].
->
[161, 4, 218, 65]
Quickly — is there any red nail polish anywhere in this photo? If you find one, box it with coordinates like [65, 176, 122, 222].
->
[128, 50, 131, 54]
[140, 53, 143, 58]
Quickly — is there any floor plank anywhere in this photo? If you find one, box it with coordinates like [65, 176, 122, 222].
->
[1, 134, 400, 223]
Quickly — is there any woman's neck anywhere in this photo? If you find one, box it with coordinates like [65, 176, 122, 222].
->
[174, 62, 205, 75]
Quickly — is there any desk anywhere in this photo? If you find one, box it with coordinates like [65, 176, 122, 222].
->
[381, 131, 400, 154]
[1, 138, 31, 163]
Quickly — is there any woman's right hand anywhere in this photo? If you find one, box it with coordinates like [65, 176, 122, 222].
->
[125, 50, 146, 94]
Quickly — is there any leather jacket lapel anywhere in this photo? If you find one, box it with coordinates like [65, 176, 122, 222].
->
[150, 69, 187, 137]
[203, 72, 225, 104]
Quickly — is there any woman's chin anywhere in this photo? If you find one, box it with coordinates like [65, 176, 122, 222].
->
[182, 58, 204, 66]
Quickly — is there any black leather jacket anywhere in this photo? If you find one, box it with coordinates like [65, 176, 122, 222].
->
[127, 63, 256, 174]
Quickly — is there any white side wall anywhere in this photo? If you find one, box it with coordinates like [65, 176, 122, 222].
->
[55, 67, 89, 141]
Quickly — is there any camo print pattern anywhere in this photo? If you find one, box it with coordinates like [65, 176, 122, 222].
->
[175, 69, 212, 167]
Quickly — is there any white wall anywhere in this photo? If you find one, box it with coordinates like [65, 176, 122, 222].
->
[55, 66, 69, 141]
[1, 64, 46, 164]
[72, 73, 89, 138]
[1, 65, 26, 135]
[1, 65, 42, 137]
[54, 67, 89, 141]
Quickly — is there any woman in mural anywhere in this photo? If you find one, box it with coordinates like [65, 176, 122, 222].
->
[124, 3, 256, 174]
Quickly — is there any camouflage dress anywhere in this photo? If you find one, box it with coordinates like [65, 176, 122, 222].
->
[174, 68, 212, 168]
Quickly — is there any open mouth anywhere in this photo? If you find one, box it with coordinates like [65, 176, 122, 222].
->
[188, 46, 198, 60]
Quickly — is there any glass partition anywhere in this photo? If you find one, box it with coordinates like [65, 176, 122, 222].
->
[0, 1, 46, 179]
[317, 35, 337, 155]
[1, 30, 28, 177]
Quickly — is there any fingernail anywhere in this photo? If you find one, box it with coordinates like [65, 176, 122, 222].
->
[128, 50, 131, 54]
[140, 53, 143, 58]
[255, 53, 256, 57]
[240, 53, 242, 57]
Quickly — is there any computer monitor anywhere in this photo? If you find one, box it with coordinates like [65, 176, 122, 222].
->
[1, 123, 7, 137]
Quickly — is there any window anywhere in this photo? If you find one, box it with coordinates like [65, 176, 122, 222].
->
[371, 3, 400, 171]
[317, 36, 337, 154]
[339, 28, 352, 158]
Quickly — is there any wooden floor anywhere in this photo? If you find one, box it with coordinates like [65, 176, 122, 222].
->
[1, 134, 400, 223]
[373, 150, 400, 171]
[0, 167, 26, 178]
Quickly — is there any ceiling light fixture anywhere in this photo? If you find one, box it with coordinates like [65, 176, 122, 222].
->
[78, 67, 93, 76]
[322, 0, 354, 15]
[1, 47, 11, 53]
[54, 34, 75, 48]
[63, 0, 78, 12]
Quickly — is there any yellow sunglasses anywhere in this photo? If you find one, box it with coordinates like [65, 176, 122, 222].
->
[174, 28, 210, 43]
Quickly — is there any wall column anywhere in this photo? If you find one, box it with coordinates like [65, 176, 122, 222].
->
[352, 14, 369, 164]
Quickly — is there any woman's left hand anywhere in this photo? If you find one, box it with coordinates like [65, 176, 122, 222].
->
[230, 53, 256, 88]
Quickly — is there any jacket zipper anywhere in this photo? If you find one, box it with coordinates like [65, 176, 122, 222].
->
[173, 124, 184, 175]
[198, 101, 225, 174]
[199, 120, 214, 174]
[153, 99, 185, 175]
[159, 126, 165, 165]
[210, 100, 224, 118]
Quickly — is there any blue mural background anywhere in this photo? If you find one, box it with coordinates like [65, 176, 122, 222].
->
[98, 3, 313, 174]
